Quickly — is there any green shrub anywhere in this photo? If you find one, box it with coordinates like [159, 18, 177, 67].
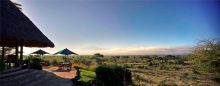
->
[95, 65, 132, 86]
[51, 59, 59, 66]
[190, 39, 220, 74]
[93, 53, 104, 57]
[0, 59, 6, 72]
[30, 58, 43, 70]
[86, 65, 97, 71]
[95, 57, 105, 65]
[77, 81, 93, 86]
[158, 80, 177, 86]
[137, 65, 145, 69]
[77, 69, 96, 86]
[72, 63, 88, 69]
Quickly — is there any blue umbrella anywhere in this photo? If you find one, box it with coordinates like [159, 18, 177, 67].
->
[54, 48, 77, 56]
[31, 49, 49, 55]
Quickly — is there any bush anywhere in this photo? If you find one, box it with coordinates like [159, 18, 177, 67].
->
[87, 65, 97, 71]
[0, 59, 6, 72]
[94, 53, 104, 57]
[72, 63, 88, 69]
[158, 80, 177, 86]
[190, 39, 220, 73]
[95, 65, 132, 86]
[77, 69, 96, 86]
[94, 57, 105, 65]
[137, 65, 146, 69]
[51, 59, 59, 66]
[43, 60, 50, 66]
[30, 58, 43, 70]
[79, 58, 94, 67]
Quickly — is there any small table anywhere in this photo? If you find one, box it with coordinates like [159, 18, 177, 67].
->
[59, 62, 72, 71]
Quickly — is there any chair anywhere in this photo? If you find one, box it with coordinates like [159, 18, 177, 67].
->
[58, 62, 63, 70]
[6, 55, 18, 69]
[67, 63, 72, 71]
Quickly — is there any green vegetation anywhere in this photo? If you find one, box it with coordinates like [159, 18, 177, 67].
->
[189, 39, 220, 84]
[40, 56, 64, 63]
[35, 54, 218, 85]
[78, 69, 96, 86]
[190, 39, 220, 74]
[0, 47, 13, 72]
[25, 39, 220, 86]
[26, 56, 43, 70]
[0, 59, 6, 72]
[95, 65, 132, 86]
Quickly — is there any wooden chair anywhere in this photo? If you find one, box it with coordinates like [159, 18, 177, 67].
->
[67, 63, 72, 71]
[58, 62, 63, 70]
[6, 55, 18, 69]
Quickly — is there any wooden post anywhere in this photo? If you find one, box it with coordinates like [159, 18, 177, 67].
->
[1, 35, 5, 60]
[2, 46, 5, 60]
[1, 35, 6, 69]
[20, 40, 23, 66]
[2, 45, 6, 69]
[15, 40, 19, 67]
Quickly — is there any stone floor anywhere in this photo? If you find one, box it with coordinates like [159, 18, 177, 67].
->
[0, 68, 74, 86]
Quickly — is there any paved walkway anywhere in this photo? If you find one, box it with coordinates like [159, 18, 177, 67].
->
[43, 66, 76, 79]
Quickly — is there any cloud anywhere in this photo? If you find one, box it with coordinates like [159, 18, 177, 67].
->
[80, 46, 110, 51]
[23, 46, 193, 55]
[131, 47, 193, 55]
[77, 46, 193, 55]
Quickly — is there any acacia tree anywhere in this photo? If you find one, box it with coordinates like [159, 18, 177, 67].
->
[191, 39, 220, 73]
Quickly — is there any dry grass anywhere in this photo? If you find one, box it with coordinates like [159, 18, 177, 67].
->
[131, 65, 218, 86]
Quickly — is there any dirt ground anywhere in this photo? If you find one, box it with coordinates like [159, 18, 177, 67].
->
[43, 66, 76, 79]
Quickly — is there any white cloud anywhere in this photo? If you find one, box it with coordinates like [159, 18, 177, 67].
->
[76, 46, 193, 55]
[23, 45, 193, 55]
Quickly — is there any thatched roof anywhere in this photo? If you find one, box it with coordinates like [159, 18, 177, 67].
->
[0, 0, 54, 47]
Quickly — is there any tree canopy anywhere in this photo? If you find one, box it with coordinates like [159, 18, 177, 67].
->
[190, 39, 220, 73]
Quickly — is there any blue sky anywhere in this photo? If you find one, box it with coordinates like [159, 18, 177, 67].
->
[12, 0, 220, 55]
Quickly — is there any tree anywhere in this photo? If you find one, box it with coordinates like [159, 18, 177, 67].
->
[94, 53, 104, 57]
[190, 39, 220, 73]
[0, 47, 13, 55]
[95, 65, 132, 86]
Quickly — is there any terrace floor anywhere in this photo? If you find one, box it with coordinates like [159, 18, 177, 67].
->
[0, 67, 74, 86]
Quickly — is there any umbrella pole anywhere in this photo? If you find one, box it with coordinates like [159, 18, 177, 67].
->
[65, 55, 67, 62]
